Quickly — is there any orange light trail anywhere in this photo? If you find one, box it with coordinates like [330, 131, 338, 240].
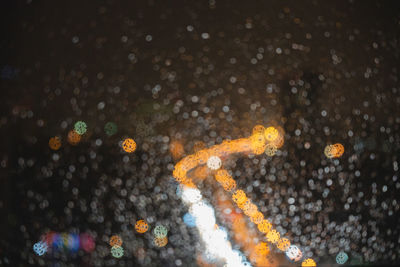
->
[173, 125, 315, 266]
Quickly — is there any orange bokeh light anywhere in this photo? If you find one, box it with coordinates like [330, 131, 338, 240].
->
[266, 229, 280, 244]
[122, 138, 136, 153]
[302, 258, 317, 266]
[277, 237, 291, 251]
[325, 143, 344, 158]
[250, 211, 264, 224]
[153, 236, 168, 247]
[264, 126, 279, 142]
[67, 130, 81, 145]
[109, 235, 122, 247]
[170, 140, 185, 160]
[135, 220, 149, 233]
[257, 219, 272, 233]
[232, 190, 247, 205]
[49, 136, 61, 150]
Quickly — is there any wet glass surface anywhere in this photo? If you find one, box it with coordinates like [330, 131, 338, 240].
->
[0, 1, 399, 266]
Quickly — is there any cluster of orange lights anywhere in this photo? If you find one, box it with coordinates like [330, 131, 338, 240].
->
[49, 121, 138, 154]
[232, 216, 274, 266]
[172, 126, 284, 185]
[134, 219, 168, 247]
[229, 180, 287, 249]
[48, 130, 81, 150]
[173, 125, 318, 266]
[50, 135, 137, 152]
[215, 192, 272, 265]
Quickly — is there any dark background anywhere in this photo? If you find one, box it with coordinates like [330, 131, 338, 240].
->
[0, 0, 399, 266]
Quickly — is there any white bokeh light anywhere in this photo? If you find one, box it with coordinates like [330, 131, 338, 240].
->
[182, 187, 202, 204]
[286, 245, 303, 262]
[207, 156, 222, 170]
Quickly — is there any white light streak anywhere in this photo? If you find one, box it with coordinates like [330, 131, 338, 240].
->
[180, 185, 252, 267]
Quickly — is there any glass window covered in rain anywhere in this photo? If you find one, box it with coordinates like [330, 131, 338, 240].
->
[0, 1, 399, 266]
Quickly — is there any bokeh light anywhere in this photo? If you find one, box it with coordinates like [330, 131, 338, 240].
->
[40, 231, 94, 255]
[122, 138, 137, 153]
[336, 252, 349, 264]
[207, 155, 222, 170]
[266, 229, 280, 244]
[215, 169, 236, 192]
[264, 143, 278, 156]
[257, 219, 272, 233]
[80, 233, 95, 253]
[232, 190, 247, 205]
[264, 126, 279, 142]
[249, 211, 264, 224]
[324, 143, 345, 158]
[104, 122, 117, 136]
[286, 245, 303, 262]
[302, 258, 317, 267]
[74, 121, 87, 135]
[183, 213, 196, 227]
[250, 131, 267, 155]
[153, 225, 168, 238]
[48, 136, 61, 150]
[277, 238, 291, 252]
[67, 129, 81, 145]
[182, 187, 202, 203]
[153, 236, 168, 247]
[111, 245, 124, 258]
[109, 235, 122, 247]
[67, 234, 80, 252]
[52, 233, 64, 251]
[33, 241, 48, 256]
[252, 125, 265, 135]
[331, 143, 345, 158]
[135, 220, 149, 233]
